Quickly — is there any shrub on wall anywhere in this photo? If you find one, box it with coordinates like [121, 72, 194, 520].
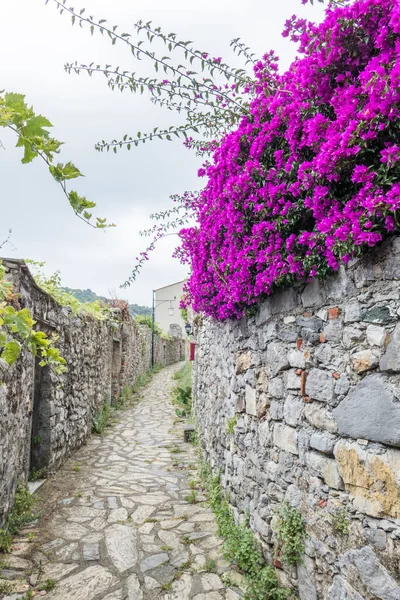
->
[179, 0, 400, 320]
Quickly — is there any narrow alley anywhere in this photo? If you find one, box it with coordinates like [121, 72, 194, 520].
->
[3, 365, 241, 600]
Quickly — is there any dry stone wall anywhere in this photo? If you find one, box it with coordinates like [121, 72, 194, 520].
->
[0, 259, 184, 525]
[194, 236, 400, 600]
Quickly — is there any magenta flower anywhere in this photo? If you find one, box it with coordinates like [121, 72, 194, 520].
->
[177, 0, 400, 320]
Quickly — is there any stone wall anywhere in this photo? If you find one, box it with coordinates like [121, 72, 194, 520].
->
[0, 259, 184, 525]
[193, 236, 400, 599]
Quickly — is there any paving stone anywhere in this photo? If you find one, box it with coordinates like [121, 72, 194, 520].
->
[201, 573, 224, 591]
[104, 524, 139, 573]
[103, 592, 123, 600]
[50, 523, 88, 541]
[164, 573, 193, 600]
[130, 505, 155, 523]
[107, 508, 129, 523]
[144, 576, 161, 590]
[140, 553, 169, 572]
[83, 542, 100, 561]
[42, 562, 79, 581]
[127, 574, 143, 600]
[45, 565, 118, 600]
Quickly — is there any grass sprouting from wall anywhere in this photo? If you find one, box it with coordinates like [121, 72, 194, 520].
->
[198, 458, 292, 600]
[172, 362, 192, 418]
[0, 482, 36, 553]
[92, 401, 112, 434]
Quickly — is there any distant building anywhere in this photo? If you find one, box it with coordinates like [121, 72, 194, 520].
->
[154, 280, 186, 337]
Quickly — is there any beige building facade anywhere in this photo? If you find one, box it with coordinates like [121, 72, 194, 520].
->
[154, 280, 186, 337]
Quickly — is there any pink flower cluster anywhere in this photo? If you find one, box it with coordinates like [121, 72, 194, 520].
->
[179, 0, 400, 320]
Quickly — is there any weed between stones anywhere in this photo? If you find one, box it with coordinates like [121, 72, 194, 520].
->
[331, 508, 349, 536]
[0, 482, 36, 553]
[226, 415, 238, 435]
[198, 459, 293, 600]
[274, 502, 306, 566]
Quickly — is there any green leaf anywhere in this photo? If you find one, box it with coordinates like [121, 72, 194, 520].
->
[4, 92, 26, 112]
[0, 331, 7, 348]
[1, 340, 21, 365]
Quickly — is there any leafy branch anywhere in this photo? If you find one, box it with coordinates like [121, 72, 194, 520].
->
[48, 0, 255, 152]
[0, 262, 66, 376]
[0, 92, 113, 229]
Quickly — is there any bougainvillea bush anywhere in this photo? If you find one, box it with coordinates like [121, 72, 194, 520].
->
[178, 0, 400, 320]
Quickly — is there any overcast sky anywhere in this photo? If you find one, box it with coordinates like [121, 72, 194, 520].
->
[0, 0, 324, 306]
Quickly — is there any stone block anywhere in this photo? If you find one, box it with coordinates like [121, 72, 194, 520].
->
[287, 349, 306, 369]
[270, 287, 297, 314]
[266, 342, 290, 377]
[334, 374, 350, 397]
[343, 326, 364, 349]
[301, 278, 324, 308]
[324, 266, 355, 300]
[338, 547, 400, 600]
[256, 302, 272, 327]
[236, 350, 252, 374]
[309, 433, 335, 455]
[285, 369, 301, 390]
[283, 396, 304, 427]
[344, 302, 361, 324]
[234, 394, 245, 413]
[350, 349, 379, 373]
[366, 324, 387, 347]
[273, 423, 298, 455]
[314, 343, 332, 365]
[245, 384, 269, 418]
[363, 527, 387, 550]
[327, 576, 364, 600]
[323, 319, 343, 343]
[361, 306, 391, 325]
[256, 367, 269, 393]
[306, 451, 343, 489]
[333, 374, 400, 446]
[380, 322, 400, 372]
[270, 400, 284, 421]
[296, 316, 323, 332]
[297, 555, 318, 600]
[304, 402, 338, 434]
[269, 377, 284, 398]
[335, 440, 400, 519]
[305, 368, 334, 403]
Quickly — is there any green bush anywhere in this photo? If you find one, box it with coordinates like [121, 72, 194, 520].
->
[92, 401, 112, 434]
[0, 529, 13, 553]
[331, 508, 349, 536]
[275, 502, 306, 566]
[134, 315, 162, 335]
[172, 363, 192, 417]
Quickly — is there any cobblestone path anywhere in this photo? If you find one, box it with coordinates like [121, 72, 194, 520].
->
[3, 364, 243, 600]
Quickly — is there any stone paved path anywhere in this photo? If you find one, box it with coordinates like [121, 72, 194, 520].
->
[3, 364, 243, 600]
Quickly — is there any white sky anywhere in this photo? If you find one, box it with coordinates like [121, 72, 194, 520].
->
[0, 0, 324, 306]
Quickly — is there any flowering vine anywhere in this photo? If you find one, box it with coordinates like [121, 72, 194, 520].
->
[178, 0, 400, 319]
